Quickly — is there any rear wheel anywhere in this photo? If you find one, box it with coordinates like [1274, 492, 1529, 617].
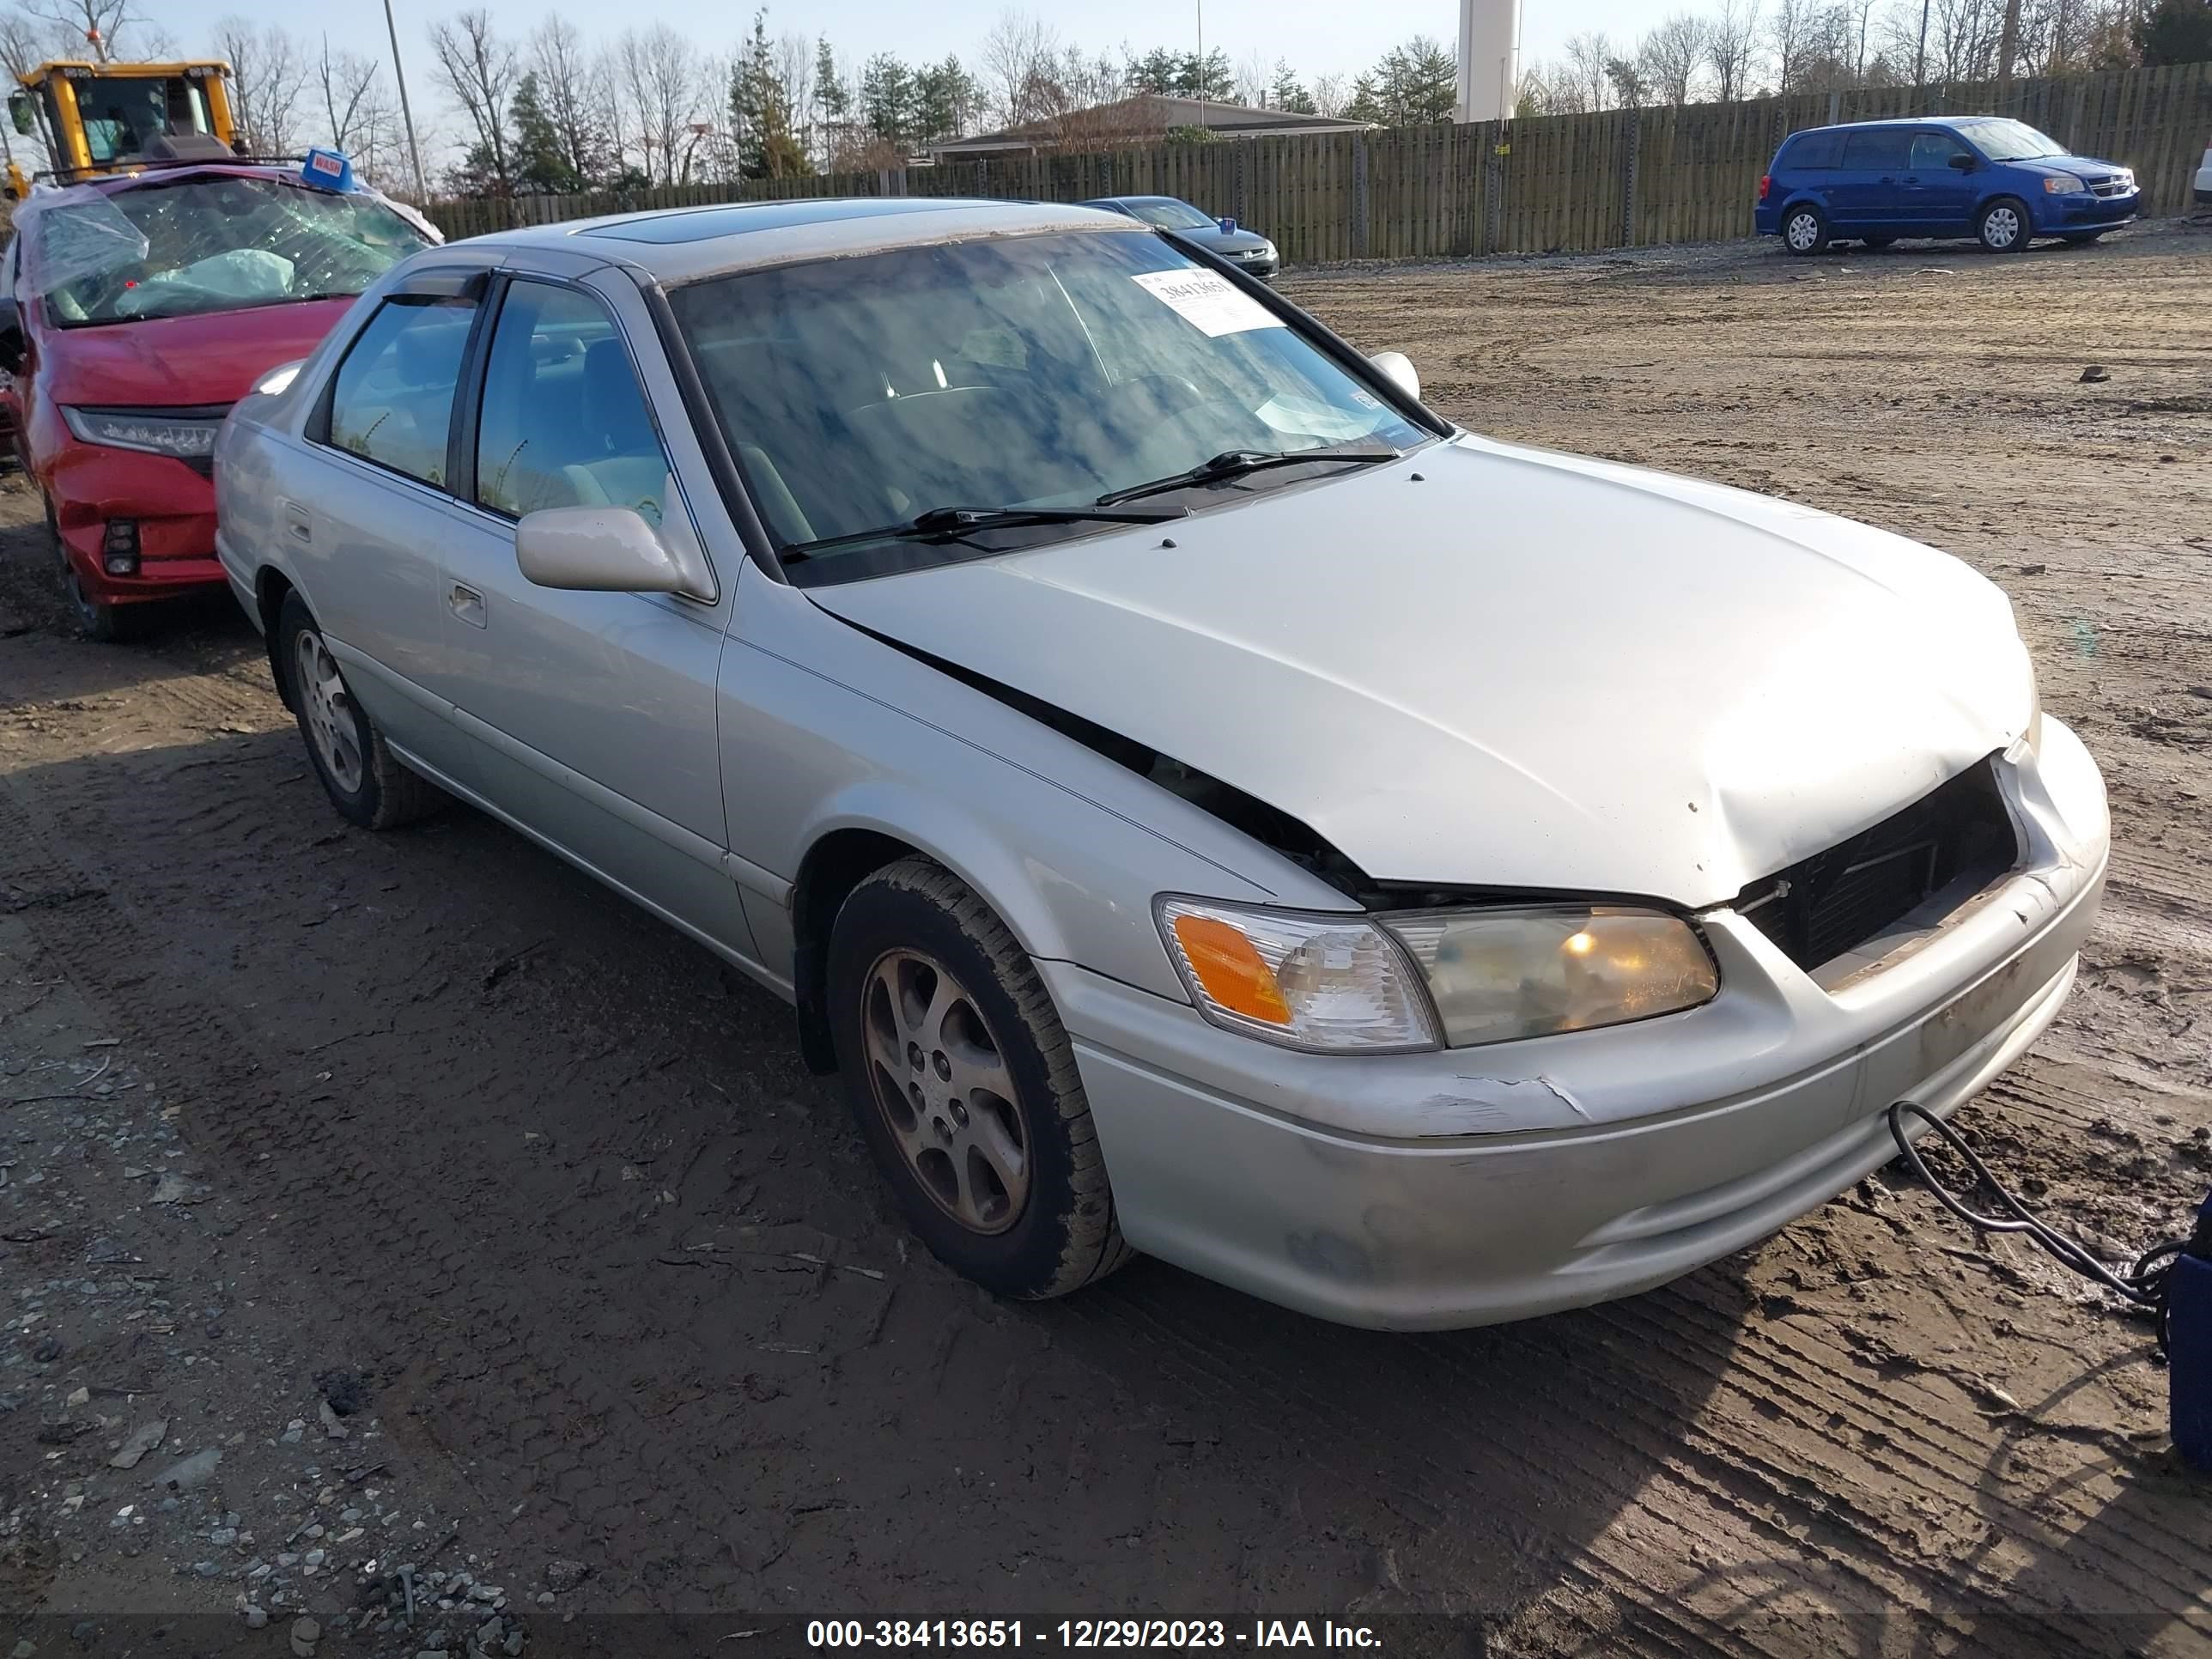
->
[276, 592, 446, 830]
[828, 855, 1131, 1299]
[46, 492, 142, 643]
[1978, 198, 2031, 252]
[1782, 204, 1830, 256]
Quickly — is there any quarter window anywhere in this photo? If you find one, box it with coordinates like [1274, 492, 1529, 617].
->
[325, 293, 477, 488]
[474, 280, 669, 525]
[1785, 131, 1843, 170]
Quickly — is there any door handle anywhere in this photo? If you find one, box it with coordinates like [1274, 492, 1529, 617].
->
[448, 583, 486, 629]
[281, 500, 312, 544]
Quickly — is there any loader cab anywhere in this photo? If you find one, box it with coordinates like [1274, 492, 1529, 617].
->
[6, 62, 236, 198]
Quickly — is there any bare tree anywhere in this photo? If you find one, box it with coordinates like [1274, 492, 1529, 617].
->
[428, 7, 518, 191]
[1234, 47, 1270, 107]
[612, 22, 702, 186]
[9, 0, 143, 58]
[1766, 0, 1819, 88]
[1638, 13, 1711, 101]
[774, 31, 814, 157]
[1705, 0, 1765, 97]
[979, 8, 1058, 128]
[215, 16, 309, 155]
[316, 37, 393, 164]
[1561, 31, 1616, 109]
[529, 14, 613, 187]
[1309, 70, 1348, 117]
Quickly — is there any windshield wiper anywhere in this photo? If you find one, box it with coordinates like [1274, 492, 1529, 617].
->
[782, 502, 1188, 562]
[1096, 443, 1401, 507]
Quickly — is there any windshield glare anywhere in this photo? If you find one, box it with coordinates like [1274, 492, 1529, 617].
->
[1128, 199, 1218, 231]
[1960, 118, 2068, 161]
[672, 231, 1425, 582]
[37, 176, 430, 327]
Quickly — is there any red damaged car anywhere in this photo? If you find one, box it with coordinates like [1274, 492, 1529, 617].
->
[0, 157, 434, 639]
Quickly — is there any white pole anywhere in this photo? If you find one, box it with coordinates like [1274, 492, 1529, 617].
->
[384, 0, 428, 201]
[1196, 0, 1205, 130]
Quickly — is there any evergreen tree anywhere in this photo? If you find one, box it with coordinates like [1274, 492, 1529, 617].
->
[1268, 59, 1316, 113]
[509, 70, 581, 194]
[860, 52, 918, 149]
[1128, 46, 1182, 94]
[2134, 0, 2212, 63]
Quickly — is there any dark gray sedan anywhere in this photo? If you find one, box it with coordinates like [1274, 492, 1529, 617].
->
[1079, 195, 1279, 279]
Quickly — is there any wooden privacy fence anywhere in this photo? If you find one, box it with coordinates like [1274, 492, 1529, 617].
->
[430, 61, 2212, 263]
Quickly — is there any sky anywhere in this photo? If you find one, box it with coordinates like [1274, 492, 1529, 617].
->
[154, 0, 1652, 100]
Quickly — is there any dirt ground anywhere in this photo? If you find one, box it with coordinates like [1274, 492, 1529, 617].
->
[3, 218, 2211, 1659]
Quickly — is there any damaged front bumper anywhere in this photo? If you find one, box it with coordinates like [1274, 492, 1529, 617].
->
[1048, 718, 2109, 1329]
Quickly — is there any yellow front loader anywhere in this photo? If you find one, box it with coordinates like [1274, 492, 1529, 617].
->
[5, 60, 238, 199]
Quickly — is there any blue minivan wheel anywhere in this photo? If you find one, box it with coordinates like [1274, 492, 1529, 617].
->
[1782, 204, 1829, 256]
[1978, 198, 2031, 252]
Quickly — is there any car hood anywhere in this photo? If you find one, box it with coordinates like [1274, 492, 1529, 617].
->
[2026, 154, 2129, 180]
[807, 435, 2034, 908]
[40, 297, 357, 407]
[1183, 225, 1273, 253]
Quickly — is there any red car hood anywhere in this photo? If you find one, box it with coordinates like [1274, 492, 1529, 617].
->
[44, 298, 356, 407]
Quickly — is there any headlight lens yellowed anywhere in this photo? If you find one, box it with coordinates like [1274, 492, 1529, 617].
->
[1385, 906, 1719, 1048]
[1157, 898, 1440, 1053]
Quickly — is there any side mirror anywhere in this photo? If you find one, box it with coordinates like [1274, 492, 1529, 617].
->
[0, 296, 24, 377]
[1948, 153, 1976, 171]
[8, 92, 31, 138]
[514, 502, 714, 601]
[1369, 349, 1420, 403]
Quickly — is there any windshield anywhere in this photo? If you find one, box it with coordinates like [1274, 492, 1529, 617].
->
[672, 230, 1426, 584]
[1959, 118, 2068, 161]
[70, 73, 216, 165]
[1127, 198, 1218, 231]
[35, 176, 430, 328]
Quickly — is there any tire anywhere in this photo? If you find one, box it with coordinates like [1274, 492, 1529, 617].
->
[1781, 204, 1830, 256]
[46, 492, 143, 643]
[1978, 198, 2031, 252]
[1861, 235, 1896, 249]
[828, 855, 1131, 1299]
[275, 591, 445, 830]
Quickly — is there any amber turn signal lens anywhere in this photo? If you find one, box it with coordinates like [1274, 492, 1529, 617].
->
[1171, 913, 1293, 1025]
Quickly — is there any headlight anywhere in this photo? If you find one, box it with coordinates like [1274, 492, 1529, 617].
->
[1385, 906, 1718, 1048]
[1158, 898, 1439, 1053]
[2042, 174, 2087, 194]
[63, 406, 222, 460]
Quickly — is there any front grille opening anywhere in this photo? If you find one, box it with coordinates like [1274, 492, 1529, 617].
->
[1734, 758, 2020, 973]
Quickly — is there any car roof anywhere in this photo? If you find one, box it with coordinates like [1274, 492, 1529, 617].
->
[1786, 114, 2007, 137]
[67, 160, 314, 195]
[1081, 195, 1191, 207]
[456, 196, 1136, 285]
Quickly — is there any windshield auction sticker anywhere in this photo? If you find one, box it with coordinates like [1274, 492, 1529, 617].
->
[1130, 270, 1285, 337]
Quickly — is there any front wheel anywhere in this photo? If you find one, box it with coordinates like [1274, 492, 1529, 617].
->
[828, 856, 1131, 1299]
[1978, 198, 2031, 252]
[276, 592, 445, 830]
[1781, 204, 1831, 256]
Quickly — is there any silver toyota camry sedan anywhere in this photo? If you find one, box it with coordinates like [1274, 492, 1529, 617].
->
[214, 198, 2108, 1329]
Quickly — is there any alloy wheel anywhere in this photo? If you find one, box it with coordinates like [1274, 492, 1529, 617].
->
[293, 629, 364, 794]
[860, 948, 1030, 1235]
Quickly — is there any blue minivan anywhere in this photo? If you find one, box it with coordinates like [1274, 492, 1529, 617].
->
[1755, 116, 2139, 254]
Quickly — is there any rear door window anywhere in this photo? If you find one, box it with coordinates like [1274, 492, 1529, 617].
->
[323, 293, 477, 489]
[473, 279, 670, 525]
[1842, 129, 1913, 172]
[1909, 131, 1971, 172]
[1784, 131, 1843, 170]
